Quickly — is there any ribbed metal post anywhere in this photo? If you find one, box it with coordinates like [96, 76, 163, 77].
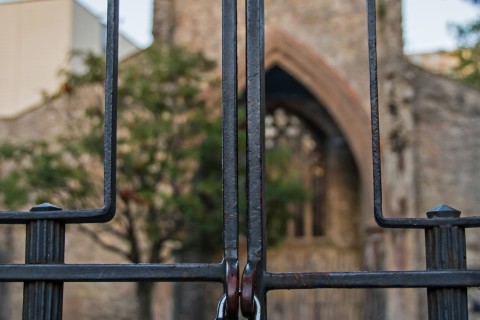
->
[23, 203, 65, 320]
[425, 204, 468, 320]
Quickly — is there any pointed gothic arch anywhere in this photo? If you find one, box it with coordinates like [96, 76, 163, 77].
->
[239, 32, 373, 318]
[238, 29, 373, 220]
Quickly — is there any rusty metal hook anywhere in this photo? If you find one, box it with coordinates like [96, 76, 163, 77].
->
[225, 260, 239, 317]
[240, 262, 257, 317]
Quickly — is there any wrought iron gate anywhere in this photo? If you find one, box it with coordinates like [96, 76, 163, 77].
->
[1, 0, 479, 319]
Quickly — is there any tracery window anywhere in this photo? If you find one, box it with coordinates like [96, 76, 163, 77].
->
[265, 108, 326, 238]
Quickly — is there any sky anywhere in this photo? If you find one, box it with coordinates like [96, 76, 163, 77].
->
[1, 0, 478, 53]
[403, 0, 479, 53]
[76, 0, 153, 48]
[75, 0, 480, 54]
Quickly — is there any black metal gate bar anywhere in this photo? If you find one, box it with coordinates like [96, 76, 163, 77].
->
[0, 264, 224, 282]
[101, 0, 119, 224]
[0, 0, 119, 224]
[366, 1, 472, 317]
[367, 0, 480, 229]
[263, 270, 480, 289]
[3, 266, 480, 287]
[222, 0, 240, 317]
[2, 0, 480, 319]
[0, 0, 233, 318]
[233, 0, 480, 319]
[242, 0, 267, 318]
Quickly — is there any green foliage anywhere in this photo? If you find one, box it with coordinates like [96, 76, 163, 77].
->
[60, 51, 106, 91]
[264, 145, 307, 245]
[0, 44, 306, 263]
[451, 23, 480, 88]
[0, 141, 92, 209]
[377, 2, 386, 20]
[451, 1, 480, 89]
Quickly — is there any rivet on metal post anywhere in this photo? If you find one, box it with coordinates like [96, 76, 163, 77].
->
[425, 204, 467, 320]
[23, 203, 65, 320]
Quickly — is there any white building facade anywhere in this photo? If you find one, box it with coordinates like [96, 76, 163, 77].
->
[0, 0, 139, 118]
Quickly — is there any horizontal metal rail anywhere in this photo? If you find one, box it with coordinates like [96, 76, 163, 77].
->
[2, 266, 480, 289]
[265, 270, 480, 289]
[0, 208, 114, 224]
[0, 264, 224, 282]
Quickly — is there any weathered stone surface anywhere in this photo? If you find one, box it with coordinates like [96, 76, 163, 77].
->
[1, 0, 480, 319]
[153, 0, 175, 44]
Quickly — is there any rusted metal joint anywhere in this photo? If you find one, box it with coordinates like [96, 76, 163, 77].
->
[240, 262, 258, 317]
[225, 260, 239, 317]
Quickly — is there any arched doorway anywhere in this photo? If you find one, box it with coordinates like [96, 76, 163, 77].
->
[236, 30, 375, 318]
[238, 29, 373, 224]
[263, 66, 364, 319]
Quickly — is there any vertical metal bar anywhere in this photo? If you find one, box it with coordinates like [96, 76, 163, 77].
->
[425, 205, 468, 320]
[366, 0, 385, 227]
[242, 0, 266, 318]
[222, 0, 239, 317]
[102, 0, 119, 220]
[23, 204, 65, 320]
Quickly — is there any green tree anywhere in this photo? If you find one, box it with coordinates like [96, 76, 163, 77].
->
[451, 0, 480, 88]
[0, 45, 306, 320]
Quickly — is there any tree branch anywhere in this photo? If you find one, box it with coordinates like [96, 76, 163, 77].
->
[77, 225, 130, 259]
[100, 223, 129, 242]
[121, 196, 142, 263]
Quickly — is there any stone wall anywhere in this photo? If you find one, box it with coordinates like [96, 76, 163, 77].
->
[173, 0, 371, 109]
[267, 243, 363, 320]
[376, 56, 480, 319]
[0, 86, 180, 320]
[2, 0, 480, 319]
[412, 67, 480, 218]
[411, 67, 480, 314]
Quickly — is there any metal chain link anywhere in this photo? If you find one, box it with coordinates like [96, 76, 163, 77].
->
[216, 294, 260, 320]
